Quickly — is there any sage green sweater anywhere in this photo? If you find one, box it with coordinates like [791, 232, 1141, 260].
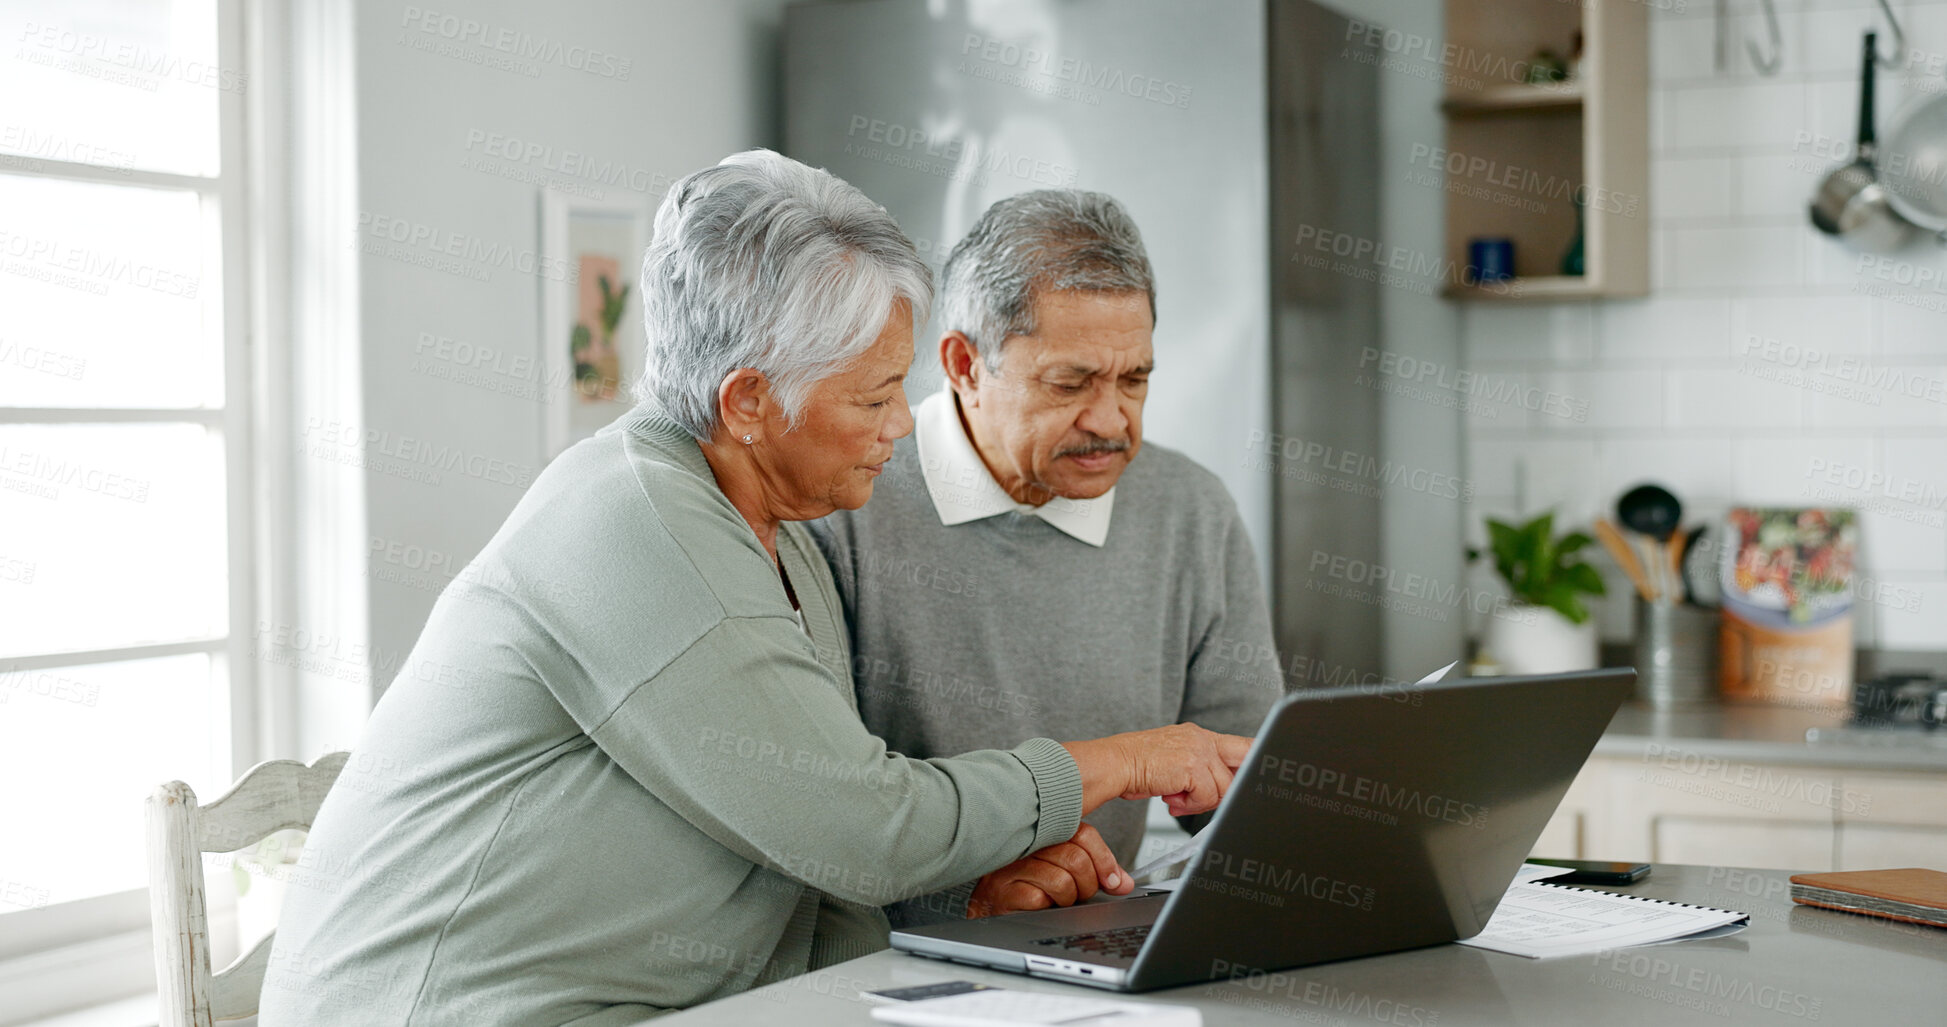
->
[258, 404, 1085, 1026]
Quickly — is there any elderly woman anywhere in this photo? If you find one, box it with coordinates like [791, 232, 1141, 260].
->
[260, 150, 1248, 1026]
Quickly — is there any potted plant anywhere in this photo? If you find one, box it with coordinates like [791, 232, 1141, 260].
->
[1471, 511, 1607, 675]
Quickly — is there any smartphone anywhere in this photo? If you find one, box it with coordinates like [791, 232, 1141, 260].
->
[1529, 858, 1652, 884]
[865, 981, 997, 1004]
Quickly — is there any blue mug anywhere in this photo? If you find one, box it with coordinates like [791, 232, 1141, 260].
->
[1467, 238, 1515, 284]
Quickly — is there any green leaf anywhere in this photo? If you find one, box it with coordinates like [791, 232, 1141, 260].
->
[1478, 510, 1603, 613]
[1563, 562, 1607, 596]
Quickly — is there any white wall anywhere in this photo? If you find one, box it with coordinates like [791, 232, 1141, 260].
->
[1460, 0, 1947, 651]
[344, 0, 792, 707]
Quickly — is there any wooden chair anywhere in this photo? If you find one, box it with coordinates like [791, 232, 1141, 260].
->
[146, 752, 348, 1027]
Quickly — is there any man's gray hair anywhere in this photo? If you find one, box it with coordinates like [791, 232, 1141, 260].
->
[635, 149, 932, 440]
[938, 190, 1155, 371]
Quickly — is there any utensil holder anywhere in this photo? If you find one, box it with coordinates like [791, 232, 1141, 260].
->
[1633, 599, 1720, 708]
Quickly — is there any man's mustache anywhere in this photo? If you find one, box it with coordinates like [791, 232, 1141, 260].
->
[1054, 437, 1131, 459]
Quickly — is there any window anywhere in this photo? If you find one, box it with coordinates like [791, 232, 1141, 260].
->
[0, 0, 250, 933]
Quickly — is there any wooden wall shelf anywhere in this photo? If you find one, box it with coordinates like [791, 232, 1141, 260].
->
[1440, 0, 1648, 301]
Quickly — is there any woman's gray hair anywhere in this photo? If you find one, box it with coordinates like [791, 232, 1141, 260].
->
[635, 149, 932, 440]
[938, 190, 1155, 371]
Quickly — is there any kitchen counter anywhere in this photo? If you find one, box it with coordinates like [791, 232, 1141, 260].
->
[1594, 701, 1947, 773]
[654, 865, 1947, 1026]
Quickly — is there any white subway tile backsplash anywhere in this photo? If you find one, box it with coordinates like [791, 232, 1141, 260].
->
[1650, 15, 1721, 83]
[1665, 225, 1805, 289]
[1742, 434, 1876, 505]
[1597, 436, 1737, 505]
[1466, 438, 1600, 518]
[1660, 81, 1813, 151]
[1798, 7, 1888, 76]
[1460, 13, 1947, 649]
[1667, 367, 1809, 427]
[1461, 304, 1595, 365]
[1654, 156, 1736, 220]
[1598, 297, 1735, 359]
[1858, 507, 1947, 576]
[1807, 363, 1947, 426]
[1876, 579, 1947, 649]
[1878, 296, 1947, 355]
[1529, 368, 1665, 430]
[1733, 295, 1874, 356]
[1736, 151, 1825, 221]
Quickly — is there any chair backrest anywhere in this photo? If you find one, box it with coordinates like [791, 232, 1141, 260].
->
[146, 751, 348, 1027]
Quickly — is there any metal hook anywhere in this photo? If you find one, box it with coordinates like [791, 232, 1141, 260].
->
[1747, 0, 1782, 76]
[1874, 0, 1906, 71]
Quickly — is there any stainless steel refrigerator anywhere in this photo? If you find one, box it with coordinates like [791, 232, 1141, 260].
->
[784, 0, 1387, 681]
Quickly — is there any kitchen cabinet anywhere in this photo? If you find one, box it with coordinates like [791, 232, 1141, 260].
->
[1534, 751, 1947, 872]
[1439, 0, 1649, 299]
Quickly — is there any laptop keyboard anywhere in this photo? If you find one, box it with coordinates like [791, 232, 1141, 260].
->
[1031, 923, 1153, 960]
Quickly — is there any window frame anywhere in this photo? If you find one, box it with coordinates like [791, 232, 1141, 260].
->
[0, 0, 264, 1012]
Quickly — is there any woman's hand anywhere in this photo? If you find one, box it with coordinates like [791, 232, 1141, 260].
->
[966, 823, 1130, 918]
[1061, 723, 1254, 817]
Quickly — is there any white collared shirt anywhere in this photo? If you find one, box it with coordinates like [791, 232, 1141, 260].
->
[912, 388, 1115, 547]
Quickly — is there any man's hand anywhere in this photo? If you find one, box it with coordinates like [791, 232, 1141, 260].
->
[966, 823, 1131, 919]
[1061, 723, 1254, 816]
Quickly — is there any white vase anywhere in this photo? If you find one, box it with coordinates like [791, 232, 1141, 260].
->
[1483, 603, 1598, 675]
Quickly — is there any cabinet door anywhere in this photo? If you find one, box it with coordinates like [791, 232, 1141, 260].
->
[1653, 817, 1835, 871]
[1834, 771, 1947, 869]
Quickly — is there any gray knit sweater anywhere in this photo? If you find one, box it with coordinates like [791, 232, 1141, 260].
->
[810, 426, 1283, 926]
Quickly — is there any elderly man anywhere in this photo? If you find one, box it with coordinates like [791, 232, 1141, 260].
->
[811, 190, 1284, 926]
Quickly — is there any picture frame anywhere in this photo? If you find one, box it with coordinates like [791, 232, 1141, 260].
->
[539, 192, 651, 459]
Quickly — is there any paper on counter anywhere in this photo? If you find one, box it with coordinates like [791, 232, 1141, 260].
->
[1514, 862, 1580, 885]
[1417, 660, 1459, 684]
[1459, 879, 1748, 959]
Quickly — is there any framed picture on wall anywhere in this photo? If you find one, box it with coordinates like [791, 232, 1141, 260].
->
[540, 192, 650, 459]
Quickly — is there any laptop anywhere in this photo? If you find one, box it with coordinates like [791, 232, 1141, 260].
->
[890, 668, 1636, 992]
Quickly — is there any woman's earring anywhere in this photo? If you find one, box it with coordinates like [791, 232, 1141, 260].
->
[742, 434, 754, 445]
